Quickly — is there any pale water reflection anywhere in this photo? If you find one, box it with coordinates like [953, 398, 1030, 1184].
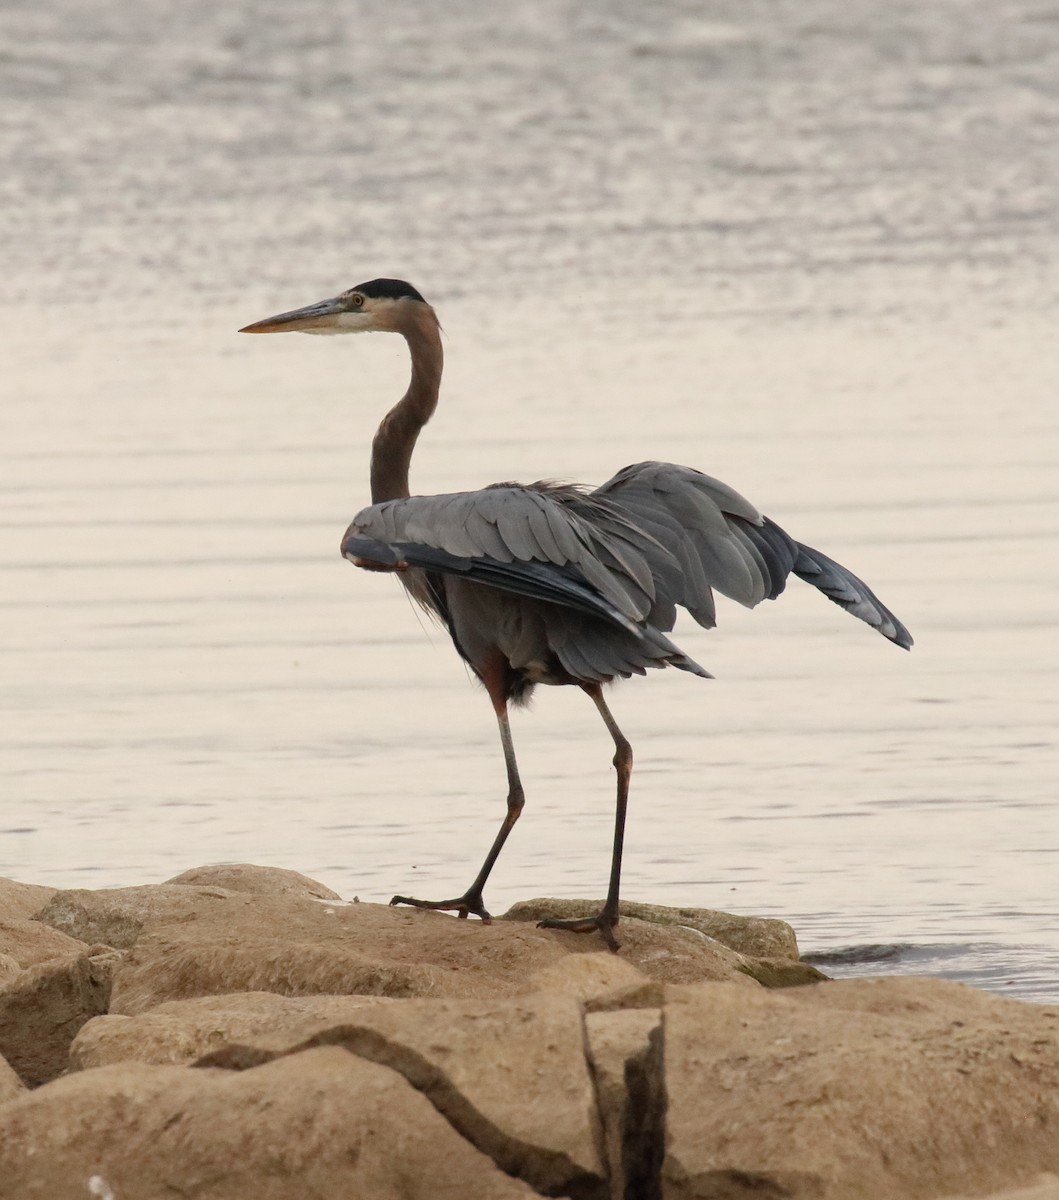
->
[1, 0, 1057, 999]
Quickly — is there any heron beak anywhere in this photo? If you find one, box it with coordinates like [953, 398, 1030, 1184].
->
[239, 296, 346, 334]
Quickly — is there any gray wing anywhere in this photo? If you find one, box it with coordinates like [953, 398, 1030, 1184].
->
[341, 484, 712, 681]
[341, 484, 660, 636]
[595, 461, 912, 648]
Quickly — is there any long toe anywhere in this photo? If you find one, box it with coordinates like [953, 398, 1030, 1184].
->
[537, 911, 621, 953]
[390, 893, 493, 922]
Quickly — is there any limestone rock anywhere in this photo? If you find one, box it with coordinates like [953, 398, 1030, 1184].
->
[70, 991, 395, 1070]
[508, 904, 761, 987]
[0, 952, 113, 1087]
[663, 976, 1059, 1200]
[165, 862, 342, 900]
[503, 897, 800, 959]
[960, 1179, 1059, 1200]
[198, 993, 606, 1198]
[0, 916, 88, 970]
[108, 894, 755, 1015]
[519, 950, 650, 1000]
[944, 1179, 1059, 1200]
[34, 883, 241, 950]
[0, 878, 56, 923]
[0, 1051, 24, 1105]
[0, 1046, 547, 1199]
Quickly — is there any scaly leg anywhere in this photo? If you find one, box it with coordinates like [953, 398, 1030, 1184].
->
[538, 683, 632, 952]
[391, 693, 524, 922]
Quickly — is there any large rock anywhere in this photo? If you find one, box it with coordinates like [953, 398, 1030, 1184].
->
[76, 959, 653, 1072]
[0, 1046, 547, 1199]
[198, 993, 606, 1198]
[503, 897, 823, 985]
[0, 917, 87, 971]
[0, 952, 114, 1086]
[504, 897, 800, 959]
[35, 884, 240, 950]
[0, 878, 56, 922]
[165, 863, 343, 900]
[35, 868, 341, 955]
[663, 976, 1059, 1200]
[71, 991, 396, 1070]
[107, 893, 758, 1015]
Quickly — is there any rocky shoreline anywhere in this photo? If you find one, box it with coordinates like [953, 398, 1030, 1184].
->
[1, 864, 1057, 1198]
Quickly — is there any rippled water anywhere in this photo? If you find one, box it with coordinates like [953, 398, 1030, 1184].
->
[2, 1, 1057, 999]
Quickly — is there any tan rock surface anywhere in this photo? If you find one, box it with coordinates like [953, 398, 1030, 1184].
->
[165, 862, 343, 899]
[0, 1046, 550, 1200]
[519, 949, 652, 1000]
[108, 893, 757, 1015]
[0, 956, 20, 987]
[35, 883, 241, 950]
[198, 992, 606, 1198]
[0, 915, 87, 969]
[71, 990, 396, 1069]
[504, 897, 825, 985]
[663, 976, 1059, 1200]
[504, 896, 800, 959]
[0, 877, 56, 922]
[0, 1052, 24, 1105]
[0, 952, 113, 1086]
[947, 1179, 1059, 1200]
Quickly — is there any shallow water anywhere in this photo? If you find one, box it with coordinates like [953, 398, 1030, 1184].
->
[2, 0, 1058, 999]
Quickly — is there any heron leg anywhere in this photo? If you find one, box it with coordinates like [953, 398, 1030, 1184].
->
[390, 695, 525, 923]
[537, 683, 631, 953]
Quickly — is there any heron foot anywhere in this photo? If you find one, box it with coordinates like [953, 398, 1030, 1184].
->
[390, 891, 493, 922]
[537, 909, 621, 953]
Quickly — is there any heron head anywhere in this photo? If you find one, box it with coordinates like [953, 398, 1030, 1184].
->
[239, 278, 430, 336]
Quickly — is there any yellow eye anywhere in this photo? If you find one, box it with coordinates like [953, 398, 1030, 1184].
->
[350, 294, 364, 307]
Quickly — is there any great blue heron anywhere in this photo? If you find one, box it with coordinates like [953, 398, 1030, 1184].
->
[240, 278, 912, 950]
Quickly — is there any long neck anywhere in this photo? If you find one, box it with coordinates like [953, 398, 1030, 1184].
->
[369, 307, 443, 503]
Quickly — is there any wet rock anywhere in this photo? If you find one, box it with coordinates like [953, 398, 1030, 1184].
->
[71, 991, 395, 1070]
[737, 956, 828, 987]
[663, 977, 1059, 1200]
[0, 952, 113, 1087]
[503, 897, 800, 959]
[0, 1046, 546, 1199]
[585, 1007, 665, 1200]
[165, 862, 343, 900]
[198, 993, 606, 1198]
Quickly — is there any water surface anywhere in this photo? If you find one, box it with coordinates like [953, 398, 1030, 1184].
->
[2, 0, 1057, 999]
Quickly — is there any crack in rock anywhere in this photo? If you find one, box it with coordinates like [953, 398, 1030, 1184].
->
[196, 994, 609, 1200]
[584, 1007, 666, 1200]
